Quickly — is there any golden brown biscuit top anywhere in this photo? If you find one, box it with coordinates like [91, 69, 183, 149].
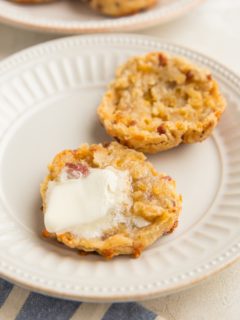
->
[98, 52, 226, 153]
[41, 142, 182, 257]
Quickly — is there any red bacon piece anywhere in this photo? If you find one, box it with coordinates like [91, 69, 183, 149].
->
[66, 162, 89, 178]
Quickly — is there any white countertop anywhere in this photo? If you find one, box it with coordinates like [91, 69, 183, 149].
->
[0, 0, 239, 319]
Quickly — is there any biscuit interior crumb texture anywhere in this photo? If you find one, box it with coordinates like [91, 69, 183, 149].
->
[41, 142, 182, 258]
[90, 0, 157, 17]
[98, 52, 226, 153]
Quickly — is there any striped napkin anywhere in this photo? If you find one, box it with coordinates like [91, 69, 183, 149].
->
[0, 279, 162, 320]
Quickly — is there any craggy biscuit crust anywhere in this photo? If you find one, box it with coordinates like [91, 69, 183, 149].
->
[41, 142, 182, 258]
[98, 52, 226, 153]
[90, 0, 157, 17]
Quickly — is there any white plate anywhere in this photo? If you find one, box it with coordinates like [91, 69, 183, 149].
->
[0, 34, 239, 302]
[0, 0, 204, 34]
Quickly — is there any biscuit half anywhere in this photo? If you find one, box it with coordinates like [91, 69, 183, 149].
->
[41, 142, 182, 258]
[98, 52, 226, 153]
[10, 0, 55, 3]
[90, 0, 157, 17]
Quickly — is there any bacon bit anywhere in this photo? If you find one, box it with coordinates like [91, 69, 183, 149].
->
[129, 120, 137, 126]
[207, 74, 212, 80]
[162, 175, 172, 181]
[186, 70, 194, 81]
[158, 53, 168, 67]
[66, 162, 89, 177]
[103, 142, 111, 148]
[66, 169, 83, 179]
[157, 125, 166, 135]
[114, 136, 121, 143]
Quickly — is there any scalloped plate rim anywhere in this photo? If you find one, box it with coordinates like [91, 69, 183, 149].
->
[0, 0, 205, 34]
[0, 34, 239, 302]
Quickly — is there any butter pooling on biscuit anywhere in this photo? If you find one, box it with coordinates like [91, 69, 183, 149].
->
[98, 52, 226, 153]
[41, 142, 182, 258]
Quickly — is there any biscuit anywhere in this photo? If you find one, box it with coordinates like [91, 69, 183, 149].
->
[10, 0, 54, 3]
[90, 0, 157, 17]
[98, 52, 226, 153]
[41, 142, 182, 258]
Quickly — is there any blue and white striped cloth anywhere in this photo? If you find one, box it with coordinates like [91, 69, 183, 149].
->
[0, 279, 164, 320]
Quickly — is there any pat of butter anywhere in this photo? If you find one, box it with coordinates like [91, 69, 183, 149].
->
[44, 166, 132, 238]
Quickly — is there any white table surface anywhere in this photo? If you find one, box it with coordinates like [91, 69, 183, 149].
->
[0, 0, 239, 319]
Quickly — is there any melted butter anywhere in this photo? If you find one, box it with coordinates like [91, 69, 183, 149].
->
[44, 167, 132, 238]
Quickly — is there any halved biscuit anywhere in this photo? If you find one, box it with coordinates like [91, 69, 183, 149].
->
[41, 142, 182, 258]
[90, 0, 157, 17]
[10, 0, 54, 3]
[98, 52, 226, 153]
